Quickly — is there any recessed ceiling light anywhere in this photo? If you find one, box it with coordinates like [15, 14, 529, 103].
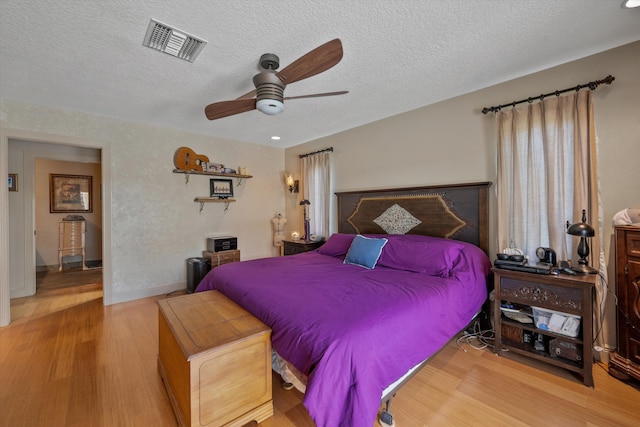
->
[622, 0, 640, 8]
[271, 136, 281, 141]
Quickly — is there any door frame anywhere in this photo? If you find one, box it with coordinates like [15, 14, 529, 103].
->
[1, 128, 112, 326]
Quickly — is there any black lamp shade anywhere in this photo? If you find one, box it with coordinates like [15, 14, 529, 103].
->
[567, 222, 595, 237]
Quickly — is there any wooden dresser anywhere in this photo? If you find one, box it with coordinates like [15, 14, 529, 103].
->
[158, 291, 273, 427]
[58, 219, 86, 271]
[609, 225, 640, 383]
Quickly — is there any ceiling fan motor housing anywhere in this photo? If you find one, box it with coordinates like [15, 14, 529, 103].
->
[253, 70, 285, 114]
[259, 53, 280, 70]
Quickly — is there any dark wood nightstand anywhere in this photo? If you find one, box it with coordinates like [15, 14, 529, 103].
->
[493, 268, 596, 386]
[282, 240, 324, 256]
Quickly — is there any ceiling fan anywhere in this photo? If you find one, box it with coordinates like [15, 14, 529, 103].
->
[204, 38, 347, 121]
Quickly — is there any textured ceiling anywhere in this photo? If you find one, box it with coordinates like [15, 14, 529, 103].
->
[1, 1, 639, 148]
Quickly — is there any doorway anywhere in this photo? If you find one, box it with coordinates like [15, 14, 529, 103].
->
[7, 139, 103, 307]
[35, 157, 102, 271]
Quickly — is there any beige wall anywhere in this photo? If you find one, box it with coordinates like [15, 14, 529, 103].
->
[286, 41, 640, 353]
[34, 158, 102, 268]
[1, 41, 637, 335]
[2, 104, 285, 309]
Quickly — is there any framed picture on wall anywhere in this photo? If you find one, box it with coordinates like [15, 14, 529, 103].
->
[210, 178, 233, 199]
[50, 174, 93, 213]
[8, 174, 18, 192]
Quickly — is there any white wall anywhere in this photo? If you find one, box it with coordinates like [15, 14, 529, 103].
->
[1, 103, 284, 318]
[285, 41, 640, 355]
[7, 144, 28, 298]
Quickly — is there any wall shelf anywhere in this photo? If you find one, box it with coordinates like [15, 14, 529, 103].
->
[194, 197, 235, 212]
[173, 169, 250, 212]
[173, 169, 253, 186]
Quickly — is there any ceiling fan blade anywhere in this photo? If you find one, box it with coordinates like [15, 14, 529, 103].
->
[284, 90, 348, 100]
[277, 39, 343, 85]
[204, 98, 256, 120]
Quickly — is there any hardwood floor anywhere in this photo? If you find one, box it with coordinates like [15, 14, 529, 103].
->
[1, 270, 639, 426]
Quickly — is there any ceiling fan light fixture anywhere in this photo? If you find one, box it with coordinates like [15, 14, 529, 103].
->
[256, 99, 284, 115]
[622, 0, 640, 7]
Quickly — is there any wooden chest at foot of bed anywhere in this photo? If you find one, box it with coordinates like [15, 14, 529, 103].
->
[158, 290, 273, 427]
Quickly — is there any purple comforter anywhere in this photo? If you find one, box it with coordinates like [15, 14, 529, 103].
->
[196, 237, 489, 427]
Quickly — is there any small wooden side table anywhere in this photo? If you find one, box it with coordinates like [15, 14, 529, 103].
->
[202, 249, 240, 269]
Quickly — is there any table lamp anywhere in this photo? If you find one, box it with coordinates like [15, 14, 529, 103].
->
[566, 209, 598, 274]
[300, 199, 311, 240]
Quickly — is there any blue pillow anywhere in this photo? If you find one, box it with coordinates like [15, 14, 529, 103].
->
[344, 235, 388, 269]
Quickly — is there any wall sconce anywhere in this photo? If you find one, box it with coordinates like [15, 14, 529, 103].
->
[566, 209, 598, 274]
[285, 174, 299, 193]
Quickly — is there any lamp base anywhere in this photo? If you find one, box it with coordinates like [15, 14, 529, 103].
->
[571, 264, 598, 275]
[303, 220, 310, 241]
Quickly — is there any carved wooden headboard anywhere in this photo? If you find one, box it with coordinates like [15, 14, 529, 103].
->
[335, 182, 491, 253]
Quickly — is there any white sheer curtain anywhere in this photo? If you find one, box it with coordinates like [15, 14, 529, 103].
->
[301, 151, 331, 239]
[496, 90, 608, 352]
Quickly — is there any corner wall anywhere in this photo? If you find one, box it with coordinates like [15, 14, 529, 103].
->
[286, 41, 640, 354]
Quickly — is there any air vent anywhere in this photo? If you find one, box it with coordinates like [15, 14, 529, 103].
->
[142, 19, 206, 63]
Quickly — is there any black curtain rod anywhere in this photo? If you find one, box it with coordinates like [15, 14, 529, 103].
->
[299, 147, 334, 158]
[481, 75, 615, 115]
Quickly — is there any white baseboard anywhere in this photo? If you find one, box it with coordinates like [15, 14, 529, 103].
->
[109, 281, 186, 305]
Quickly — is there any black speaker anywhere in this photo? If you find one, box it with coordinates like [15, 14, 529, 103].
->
[186, 257, 210, 293]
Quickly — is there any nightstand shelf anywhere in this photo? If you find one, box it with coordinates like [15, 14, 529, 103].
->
[493, 268, 596, 386]
[499, 319, 585, 373]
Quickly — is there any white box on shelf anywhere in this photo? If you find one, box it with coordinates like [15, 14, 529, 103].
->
[532, 306, 581, 338]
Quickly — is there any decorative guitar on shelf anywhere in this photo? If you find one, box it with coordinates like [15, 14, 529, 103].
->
[173, 147, 210, 171]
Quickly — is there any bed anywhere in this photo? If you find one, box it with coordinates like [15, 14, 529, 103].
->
[195, 182, 492, 427]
